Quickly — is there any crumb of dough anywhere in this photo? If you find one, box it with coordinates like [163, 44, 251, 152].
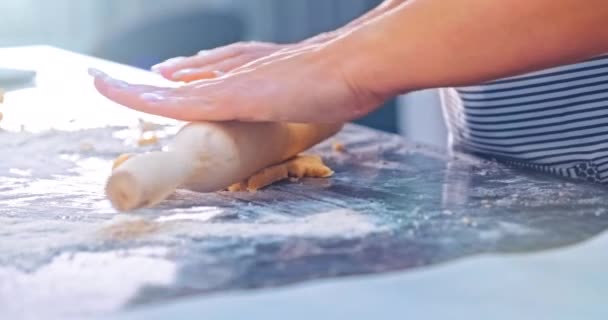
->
[100, 218, 160, 240]
[332, 142, 346, 153]
[137, 133, 159, 146]
[112, 153, 135, 170]
[462, 216, 477, 227]
[246, 163, 289, 192]
[79, 141, 95, 152]
[227, 164, 289, 192]
[227, 181, 248, 192]
[286, 154, 334, 178]
[227, 154, 334, 192]
[138, 118, 163, 132]
[0, 112, 3, 123]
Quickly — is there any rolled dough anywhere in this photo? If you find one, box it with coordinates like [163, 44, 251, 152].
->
[113, 153, 334, 193]
[106, 122, 343, 211]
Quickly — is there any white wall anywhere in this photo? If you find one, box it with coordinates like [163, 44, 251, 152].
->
[0, 1, 96, 51]
[0, 0, 244, 53]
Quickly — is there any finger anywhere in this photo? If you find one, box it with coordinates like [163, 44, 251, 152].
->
[171, 55, 255, 82]
[151, 44, 244, 78]
[89, 68, 176, 114]
[90, 68, 241, 121]
[231, 44, 323, 74]
[135, 78, 277, 122]
[171, 69, 221, 83]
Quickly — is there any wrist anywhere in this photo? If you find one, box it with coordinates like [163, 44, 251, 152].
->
[300, 30, 342, 45]
[307, 35, 390, 119]
[328, 28, 407, 100]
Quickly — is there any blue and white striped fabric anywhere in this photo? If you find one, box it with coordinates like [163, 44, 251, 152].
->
[441, 55, 608, 183]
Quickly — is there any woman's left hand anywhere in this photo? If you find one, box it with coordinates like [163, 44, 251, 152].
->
[90, 45, 384, 123]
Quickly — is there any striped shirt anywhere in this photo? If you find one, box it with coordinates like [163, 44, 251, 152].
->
[441, 55, 608, 183]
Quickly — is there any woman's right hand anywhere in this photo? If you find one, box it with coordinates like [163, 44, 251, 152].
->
[152, 41, 288, 82]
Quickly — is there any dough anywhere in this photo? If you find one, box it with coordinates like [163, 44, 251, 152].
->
[106, 122, 342, 211]
[138, 118, 163, 132]
[113, 152, 334, 193]
[100, 218, 159, 240]
[332, 142, 346, 153]
[137, 133, 158, 146]
[228, 154, 334, 192]
[286, 154, 334, 178]
[228, 163, 289, 192]
[79, 141, 95, 152]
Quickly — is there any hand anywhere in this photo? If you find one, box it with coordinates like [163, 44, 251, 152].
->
[152, 41, 288, 82]
[90, 45, 385, 123]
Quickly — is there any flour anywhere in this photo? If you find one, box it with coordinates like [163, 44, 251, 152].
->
[0, 248, 177, 320]
[0, 127, 130, 178]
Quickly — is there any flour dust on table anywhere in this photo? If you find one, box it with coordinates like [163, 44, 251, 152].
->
[2, 124, 608, 319]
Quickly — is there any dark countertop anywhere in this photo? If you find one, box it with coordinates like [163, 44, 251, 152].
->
[1, 46, 607, 320]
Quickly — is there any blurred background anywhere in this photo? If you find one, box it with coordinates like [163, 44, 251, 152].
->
[0, 0, 446, 147]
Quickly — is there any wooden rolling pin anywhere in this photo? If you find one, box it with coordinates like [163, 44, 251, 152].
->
[106, 121, 342, 211]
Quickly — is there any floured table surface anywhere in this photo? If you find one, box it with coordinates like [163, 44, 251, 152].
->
[1, 47, 608, 319]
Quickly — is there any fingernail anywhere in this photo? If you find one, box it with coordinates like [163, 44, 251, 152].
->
[87, 68, 106, 78]
[88, 68, 128, 88]
[150, 64, 163, 73]
[141, 92, 166, 103]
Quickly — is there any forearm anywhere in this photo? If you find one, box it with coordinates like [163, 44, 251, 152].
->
[301, 0, 407, 44]
[326, 0, 608, 97]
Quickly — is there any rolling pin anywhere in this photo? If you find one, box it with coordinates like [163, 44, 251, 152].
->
[106, 121, 342, 211]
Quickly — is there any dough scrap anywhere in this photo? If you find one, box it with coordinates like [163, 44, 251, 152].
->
[332, 141, 346, 153]
[79, 141, 95, 152]
[230, 164, 289, 192]
[286, 154, 334, 178]
[228, 154, 334, 192]
[138, 118, 163, 132]
[100, 218, 160, 240]
[137, 133, 159, 146]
